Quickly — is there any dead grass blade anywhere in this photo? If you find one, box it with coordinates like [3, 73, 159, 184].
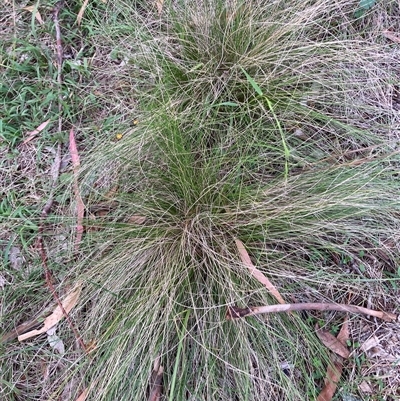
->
[69, 128, 85, 251]
[77, 0, 89, 25]
[226, 303, 397, 322]
[18, 283, 82, 341]
[23, 119, 51, 144]
[317, 318, 349, 401]
[235, 238, 286, 304]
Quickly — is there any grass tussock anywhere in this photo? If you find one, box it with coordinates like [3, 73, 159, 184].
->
[2, 0, 400, 400]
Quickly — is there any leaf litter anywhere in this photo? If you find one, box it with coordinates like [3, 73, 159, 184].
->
[317, 317, 349, 401]
[18, 283, 82, 341]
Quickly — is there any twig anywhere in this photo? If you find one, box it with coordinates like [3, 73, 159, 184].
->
[226, 303, 397, 322]
[34, 0, 86, 353]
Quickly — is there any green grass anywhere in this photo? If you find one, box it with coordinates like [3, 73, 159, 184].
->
[2, 0, 400, 400]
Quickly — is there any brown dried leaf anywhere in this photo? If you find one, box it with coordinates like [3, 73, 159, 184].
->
[149, 358, 163, 401]
[235, 238, 286, 304]
[359, 380, 374, 394]
[18, 284, 82, 341]
[336, 316, 349, 345]
[23, 6, 44, 25]
[76, 0, 90, 26]
[23, 120, 50, 144]
[315, 324, 350, 358]
[316, 318, 349, 401]
[360, 335, 379, 352]
[128, 215, 146, 224]
[382, 30, 400, 43]
[316, 356, 343, 401]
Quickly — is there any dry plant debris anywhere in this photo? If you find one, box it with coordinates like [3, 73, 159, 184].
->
[315, 324, 350, 359]
[226, 303, 397, 322]
[22, 119, 51, 144]
[22, 5, 44, 25]
[69, 128, 85, 251]
[148, 358, 164, 401]
[77, 0, 90, 25]
[18, 283, 82, 341]
[235, 238, 286, 304]
[317, 318, 349, 401]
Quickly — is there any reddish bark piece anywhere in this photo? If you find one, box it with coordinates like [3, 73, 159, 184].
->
[235, 238, 286, 304]
[69, 128, 85, 251]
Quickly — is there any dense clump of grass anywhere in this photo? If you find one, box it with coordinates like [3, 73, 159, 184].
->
[65, 1, 400, 399]
[2, 0, 400, 400]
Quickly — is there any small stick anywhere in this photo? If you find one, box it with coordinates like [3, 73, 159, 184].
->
[226, 303, 397, 322]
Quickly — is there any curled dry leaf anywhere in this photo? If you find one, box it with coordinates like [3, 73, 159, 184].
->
[18, 283, 82, 341]
[235, 238, 286, 304]
[315, 324, 350, 359]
